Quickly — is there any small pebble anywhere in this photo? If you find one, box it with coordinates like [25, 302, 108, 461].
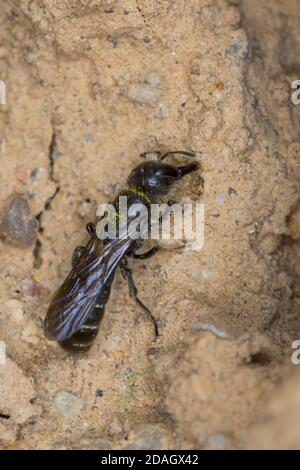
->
[206, 433, 227, 450]
[53, 392, 85, 418]
[128, 84, 161, 105]
[124, 424, 165, 450]
[147, 347, 157, 356]
[84, 135, 93, 145]
[30, 167, 45, 182]
[225, 35, 249, 61]
[216, 193, 225, 205]
[0, 195, 38, 246]
[146, 72, 161, 87]
[155, 103, 169, 119]
[228, 187, 239, 198]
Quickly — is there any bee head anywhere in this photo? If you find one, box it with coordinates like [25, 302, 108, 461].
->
[127, 160, 199, 199]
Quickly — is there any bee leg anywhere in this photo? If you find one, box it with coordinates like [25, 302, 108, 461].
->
[72, 245, 85, 267]
[86, 222, 95, 237]
[128, 246, 159, 260]
[167, 200, 177, 207]
[120, 257, 159, 336]
[177, 161, 200, 177]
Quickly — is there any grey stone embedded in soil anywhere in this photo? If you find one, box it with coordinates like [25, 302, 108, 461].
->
[216, 193, 225, 205]
[146, 72, 161, 87]
[123, 424, 164, 450]
[225, 36, 249, 61]
[53, 392, 85, 418]
[0, 194, 38, 246]
[206, 433, 227, 450]
[52, 150, 64, 159]
[127, 84, 161, 105]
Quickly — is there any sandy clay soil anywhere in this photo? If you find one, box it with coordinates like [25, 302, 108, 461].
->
[0, 0, 300, 450]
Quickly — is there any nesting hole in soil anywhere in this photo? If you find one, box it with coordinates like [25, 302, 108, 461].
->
[246, 351, 272, 366]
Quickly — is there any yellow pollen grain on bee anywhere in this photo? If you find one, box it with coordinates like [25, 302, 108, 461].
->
[127, 186, 151, 205]
[105, 210, 126, 222]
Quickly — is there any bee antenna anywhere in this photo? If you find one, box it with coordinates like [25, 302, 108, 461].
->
[160, 150, 196, 161]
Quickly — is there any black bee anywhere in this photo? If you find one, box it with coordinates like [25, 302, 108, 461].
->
[43, 150, 200, 353]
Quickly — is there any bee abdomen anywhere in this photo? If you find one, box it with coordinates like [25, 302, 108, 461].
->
[59, 274, 115, 353]
[59, 302, 107, 353]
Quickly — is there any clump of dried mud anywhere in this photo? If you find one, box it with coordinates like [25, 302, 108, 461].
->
[0, 0, 299, 450]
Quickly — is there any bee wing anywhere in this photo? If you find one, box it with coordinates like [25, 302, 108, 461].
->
[44, 236, 132, 342]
